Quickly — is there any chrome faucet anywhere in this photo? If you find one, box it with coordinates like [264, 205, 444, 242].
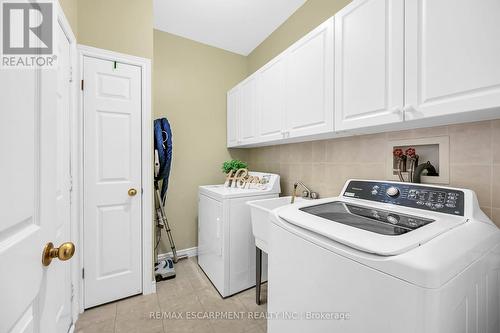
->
[291, 181, 319, 204]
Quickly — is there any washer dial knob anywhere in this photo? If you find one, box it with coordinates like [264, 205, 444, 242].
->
[386, 186, 400, 198]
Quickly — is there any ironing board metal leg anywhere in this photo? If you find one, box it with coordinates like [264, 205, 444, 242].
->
[256, 247, 262, 305]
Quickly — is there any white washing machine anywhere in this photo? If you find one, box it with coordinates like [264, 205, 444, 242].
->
[269, 179, 500, 333]
[198, 172, 280, 297]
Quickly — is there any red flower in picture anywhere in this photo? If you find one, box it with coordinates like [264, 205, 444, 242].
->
[405, 147, 417, 158]
[393, 148, 404, 158]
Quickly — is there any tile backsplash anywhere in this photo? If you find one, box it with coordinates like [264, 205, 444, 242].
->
[247, 120, 500, 227]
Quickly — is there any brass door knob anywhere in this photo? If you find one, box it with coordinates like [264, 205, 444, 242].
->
[42, 242, 75, 266]
[128, 188, 138, 196]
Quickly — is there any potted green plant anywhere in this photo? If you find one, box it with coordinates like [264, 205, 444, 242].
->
[222, 159, 248, 174]
[222, 159, 248, 187]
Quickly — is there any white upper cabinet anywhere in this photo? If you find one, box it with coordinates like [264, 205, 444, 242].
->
[227, 0, 500, 147]
[227, 87, 240, 147]
[227, 17, 334, 147]
[404, 0, 500, 120]
[258, 57, 286, 142]
[285, 17, 334, 138]
[335, 0, 404, 131]
[239, 76, 259, 144]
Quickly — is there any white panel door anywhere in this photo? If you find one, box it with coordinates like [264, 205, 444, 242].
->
[83, 56, 142, 308]
[285, 17, 334, 139]
[405, 0, 500, 120]
[227, 87, 240, 147]
[39, 23, 73, 333]
[0, 62, 45, 333]
[335, 0, 404, 131]
[239, 76, 259, 145]
[258, 57, 286, 142]
[0, 16, 73, 333]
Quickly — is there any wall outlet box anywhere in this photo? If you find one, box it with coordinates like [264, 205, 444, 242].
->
[386, 136, 450, 184]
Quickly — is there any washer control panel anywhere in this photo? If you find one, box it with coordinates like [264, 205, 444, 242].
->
[343, 180, 465, 216]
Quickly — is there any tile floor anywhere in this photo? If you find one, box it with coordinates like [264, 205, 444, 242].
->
[75, 257, 268, 333]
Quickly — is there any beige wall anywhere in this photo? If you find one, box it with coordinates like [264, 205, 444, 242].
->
[154, 30, 248, 251]
[60, 0, 153, 59]
[59, 0, 78, 36]
[247, 0, 351, 74]
[77, 0, 153, 59]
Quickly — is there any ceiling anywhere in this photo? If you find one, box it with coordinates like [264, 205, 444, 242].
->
[153, 0, 307, 56]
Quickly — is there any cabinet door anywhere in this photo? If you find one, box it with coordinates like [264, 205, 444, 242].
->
[239, 76, 259, 145]
[227, 87, 240, 147]
[258, 57, 286, 142]
[285, 17, 334, 138]
[334, 0, 404, 131]
[405, 0, 500, 120]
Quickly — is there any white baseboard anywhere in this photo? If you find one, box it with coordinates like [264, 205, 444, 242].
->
[157, 246, 198, 261]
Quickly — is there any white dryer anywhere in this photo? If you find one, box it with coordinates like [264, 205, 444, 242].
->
[198, 172, 280, 297]
[269, 179, 500, 333]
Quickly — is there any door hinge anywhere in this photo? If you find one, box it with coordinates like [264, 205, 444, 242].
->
[82, 268, 85, 279]
[81, 79, 84, 90]
[69, 177, 73, 192]
[69, 66, 73, 83]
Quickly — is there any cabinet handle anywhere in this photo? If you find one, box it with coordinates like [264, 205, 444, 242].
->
[403, 104, 417, 113]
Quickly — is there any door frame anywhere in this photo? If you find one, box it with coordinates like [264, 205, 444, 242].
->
[53, 0, 80, 328]
[76, 44, 154, 313]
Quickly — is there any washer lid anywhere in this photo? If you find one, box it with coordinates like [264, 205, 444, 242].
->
[277, 198, 467, 256]
[199, 185, 278, 200]
[300, 201, 435, 236]
[199, 172, 281, 200]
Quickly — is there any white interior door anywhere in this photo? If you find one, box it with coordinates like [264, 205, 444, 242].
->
[0, 61, 46, 333]
[0, 16, 73, 333]
[83, 56, 143, 308]
[334, 0, 404, 131]
[405, 0, 500, 120]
